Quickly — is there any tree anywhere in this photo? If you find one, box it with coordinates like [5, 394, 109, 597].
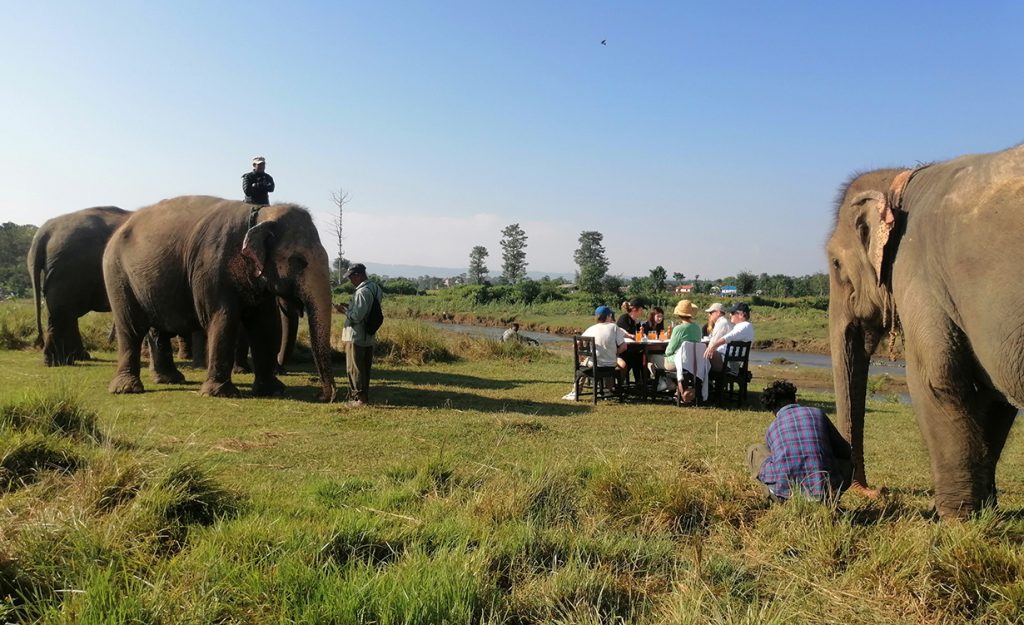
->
[649, 266, 668, 293]
[500, 223, 528, 283]
[672, 272, 686, 284]
[468, 246, 489, 284]
[735, 271, 756, 295]
[0, 222, 37, 297]
[330, 188, 351, 285]
[573, 231, 609, 295]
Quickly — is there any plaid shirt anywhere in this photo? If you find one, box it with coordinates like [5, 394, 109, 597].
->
[758, 404, 850, 501]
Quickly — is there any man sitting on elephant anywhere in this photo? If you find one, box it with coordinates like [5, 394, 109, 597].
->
[747, 380, 853, 503]
[242, 156, 275, 206]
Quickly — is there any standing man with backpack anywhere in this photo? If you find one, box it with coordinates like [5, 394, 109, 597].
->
[337, 263, 383, 406]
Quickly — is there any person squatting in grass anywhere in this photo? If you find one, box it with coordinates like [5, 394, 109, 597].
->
[337, 263, 383, 406]
[747, 379, 854, 502]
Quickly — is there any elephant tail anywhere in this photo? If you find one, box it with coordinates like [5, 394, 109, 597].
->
[28, 231, 48, 348]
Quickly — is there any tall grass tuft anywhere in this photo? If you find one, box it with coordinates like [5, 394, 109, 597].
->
[0, 433, 82, 492]
[0, 386, 100, 441]
[371, 320, 458, 365]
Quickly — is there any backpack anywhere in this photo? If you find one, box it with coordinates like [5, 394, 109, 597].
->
[366, 286, 384, 335]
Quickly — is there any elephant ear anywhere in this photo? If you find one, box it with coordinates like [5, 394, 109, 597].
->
[856, 169, 916, 288]
[241, 220, 277, 278]
[849, 190, 891, 287]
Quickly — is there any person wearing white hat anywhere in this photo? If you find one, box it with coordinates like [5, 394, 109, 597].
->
[704, 302, 733, 346]
[242, 156, 275, 205]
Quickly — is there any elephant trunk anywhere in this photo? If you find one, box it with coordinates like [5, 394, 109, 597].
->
[830, 313, 870, 488]
[302, 278, 336, 402]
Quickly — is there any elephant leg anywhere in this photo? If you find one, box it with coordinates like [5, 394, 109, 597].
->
[46, 311, 79, 366]
[905, 336, 992, 519]
[108, 298, 147, 394]
[191, 330, 207, 368]
[199, 311, 241, 398]
[233, 327, 252, 374]
[69, 321, 90, 362]
[148, 329, 186, 384]
[176, 333, 193, 361]
[248, 299, 285, 397]
[977, 391, 1017, 509]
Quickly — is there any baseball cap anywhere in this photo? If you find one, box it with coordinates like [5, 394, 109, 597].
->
[594, 305, 613, 317]
[730, 302, 751, 315]
[705, 302, 726, 313]
[252, 156, 266, 165]
[345, 263, 367, 277]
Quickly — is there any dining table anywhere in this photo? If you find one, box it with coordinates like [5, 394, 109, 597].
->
[623, 338, 669, 400]
[623, 338, 711, 401]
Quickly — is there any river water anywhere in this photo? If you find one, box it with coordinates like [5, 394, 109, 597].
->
[428, 321, 907, 376]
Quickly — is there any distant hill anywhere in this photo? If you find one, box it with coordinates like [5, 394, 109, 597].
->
[361, 261, 574, 281]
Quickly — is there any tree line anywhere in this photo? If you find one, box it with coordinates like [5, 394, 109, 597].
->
[461, 227, 828, 300]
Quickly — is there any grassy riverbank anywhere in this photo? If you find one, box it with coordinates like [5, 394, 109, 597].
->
[2, 301, 1022, 623]
[382, 293, 836, 354]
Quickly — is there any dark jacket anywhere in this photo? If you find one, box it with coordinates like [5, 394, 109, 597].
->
[242, 171, 275, 205]
[616, 313, 638, 335]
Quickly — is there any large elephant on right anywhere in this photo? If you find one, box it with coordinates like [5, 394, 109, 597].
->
[27, 206, 130, 365]
[827, 144, 1024, 519]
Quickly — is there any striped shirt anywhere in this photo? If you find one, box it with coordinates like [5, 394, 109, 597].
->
[757, 404, 850, 501]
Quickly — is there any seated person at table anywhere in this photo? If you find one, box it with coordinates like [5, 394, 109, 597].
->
[582, 305, 628, 371]
[747, 380, 853, 503]
[641, 307, 665, 335]
[648, 300, 702, 373]
[704, 302, 755, 372]
[616, 298, 646, 336]
[703, 302, 731, 341]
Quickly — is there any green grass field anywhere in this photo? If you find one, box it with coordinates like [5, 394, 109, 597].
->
[1, 302, 1022, 624]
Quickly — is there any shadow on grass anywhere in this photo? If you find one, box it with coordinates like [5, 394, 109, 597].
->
[376, 368, 552, 390]
[372, 386, 592, 417]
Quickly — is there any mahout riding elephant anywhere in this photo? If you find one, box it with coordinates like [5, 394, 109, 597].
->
[27, 206, 130, 365]
[103, 196, 335, 401]
[827, 144, 1024, 518]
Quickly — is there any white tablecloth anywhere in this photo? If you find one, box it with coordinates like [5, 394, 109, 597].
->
[674, 341, 710, 402]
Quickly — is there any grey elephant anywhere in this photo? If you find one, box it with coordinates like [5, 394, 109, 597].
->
[27, 206, 130, 365]
[103, 196, 335, 401]
[827, 144, 1024, 518]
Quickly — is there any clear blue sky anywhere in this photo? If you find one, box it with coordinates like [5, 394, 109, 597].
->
[2, 1, 1021, 279]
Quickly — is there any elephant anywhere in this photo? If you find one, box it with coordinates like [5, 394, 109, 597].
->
[827, 144, 1024, 518]
[27, 206, 130, 365]
[102, 195, 335, 401]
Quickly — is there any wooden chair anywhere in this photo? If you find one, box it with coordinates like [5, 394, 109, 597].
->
[573, 335, 622, 404]
[673, 341, 706, 407]
[713, 341, 752, 405]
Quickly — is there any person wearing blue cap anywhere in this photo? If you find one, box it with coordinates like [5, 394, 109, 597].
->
[582, 305, 628, 370]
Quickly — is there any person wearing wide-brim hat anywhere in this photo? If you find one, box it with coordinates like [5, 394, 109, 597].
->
[649, 299, 704, 373]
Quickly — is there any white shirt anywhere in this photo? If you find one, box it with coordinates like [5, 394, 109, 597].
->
[582, 322, 626, 367]
[716, 320, 754, 353]
[708, 316, 733, 345]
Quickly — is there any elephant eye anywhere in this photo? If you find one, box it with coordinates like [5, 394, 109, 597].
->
[831, 258, 841, 270]
[289, 255, 308, 271]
